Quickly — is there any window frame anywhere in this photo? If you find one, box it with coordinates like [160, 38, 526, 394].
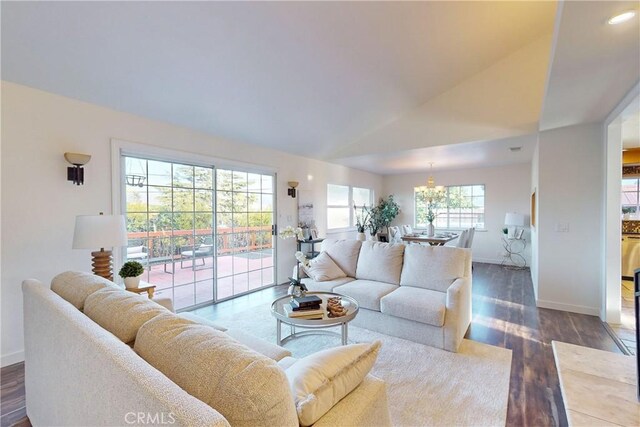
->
[414, 184, 486, 231]
[326, 184, 373, 231]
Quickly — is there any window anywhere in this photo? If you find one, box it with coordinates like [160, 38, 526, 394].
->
[327, 184, 373, 230]
[415, 184, 485, 229]
[622, 178, 640, 217]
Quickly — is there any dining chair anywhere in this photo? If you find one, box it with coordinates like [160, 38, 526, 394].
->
[402, 225, 413, 235]
[388, 226, 401, 243]
[456, 230, 469, 248]
[466, 227, 476, 248]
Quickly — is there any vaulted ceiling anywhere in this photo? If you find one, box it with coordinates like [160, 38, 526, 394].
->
[2, 1, 639, 174]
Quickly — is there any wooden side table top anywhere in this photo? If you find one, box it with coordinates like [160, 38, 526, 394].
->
[125, 284, 156, 299]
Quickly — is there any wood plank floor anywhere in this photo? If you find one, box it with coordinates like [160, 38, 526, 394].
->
[0, 262, 622, 427]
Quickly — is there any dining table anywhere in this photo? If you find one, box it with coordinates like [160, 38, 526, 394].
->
[401, 233, 459, 246]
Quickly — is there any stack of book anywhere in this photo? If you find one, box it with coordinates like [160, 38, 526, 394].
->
[283, 295, 324, 319]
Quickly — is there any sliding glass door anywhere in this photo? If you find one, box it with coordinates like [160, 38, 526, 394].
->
[123, 156, 275, 310]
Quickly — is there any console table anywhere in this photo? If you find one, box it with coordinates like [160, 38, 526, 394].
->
[297, 238, 324, 259]
[501, 237, 527, 268]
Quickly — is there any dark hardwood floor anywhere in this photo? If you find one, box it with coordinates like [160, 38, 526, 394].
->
[0, 262, 621, 427]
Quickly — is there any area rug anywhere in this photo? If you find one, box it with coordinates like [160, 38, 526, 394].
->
[212, 306, 512, 427]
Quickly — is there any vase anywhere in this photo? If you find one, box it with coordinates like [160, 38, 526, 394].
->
[288, 284, 305, 298]
[427, 223, 435, 237]
[356, 232, 366, 241]
[124, 274, 142, 289]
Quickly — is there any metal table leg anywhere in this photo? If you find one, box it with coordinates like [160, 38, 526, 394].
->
[342, 322, 348, 345]
[276, 319, 281, 346]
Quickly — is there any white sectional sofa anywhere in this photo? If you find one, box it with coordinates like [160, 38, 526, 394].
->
[22, 272, 391, 427]
[302, 240, 472, 352]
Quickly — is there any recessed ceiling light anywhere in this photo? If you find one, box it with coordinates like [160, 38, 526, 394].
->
[509, 146, 522, 152]
[608, 11, 636, 25]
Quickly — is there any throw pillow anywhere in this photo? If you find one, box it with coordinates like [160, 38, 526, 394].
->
[285, 340, 382, 426]
[50, 271, 118, 311]
[84, 287, 168, 344]
[134, 313, 298, 427]
[303, 252, 346, 282]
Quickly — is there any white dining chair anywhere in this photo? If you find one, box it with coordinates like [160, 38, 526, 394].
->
[456, 230, 469, 248]
[401, 225, 413, 235]
[466, 227, 476, 248]
[388, 226, 401, 244]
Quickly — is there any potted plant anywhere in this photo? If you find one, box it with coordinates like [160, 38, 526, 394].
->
[377, 195, 400, 235]
[354, 204, 371, 241]
[119, 261, 144, 289]
[365, 205, 384, 240]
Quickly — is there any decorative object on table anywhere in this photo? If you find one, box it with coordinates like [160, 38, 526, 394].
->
[286, 295, 323, 318]
[73, 212, 127, 281]
[287, 276, 308, 298]
[327, 296, 347, 318]
[310, 228, 318, 239]
[119, 261, 144, 289]
[504, 212, 526, 238]
[279, 225, 304, 240]
[287, 181, 299, 198]
[64, 152, 91, 185]
[416, 163, 446, 237]
[502, 227, 508, 235]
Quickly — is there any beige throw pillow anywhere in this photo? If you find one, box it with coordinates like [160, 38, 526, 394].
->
[84, 287, 168, 344]
[285, 340, 382, 426]
[303, 252, 346, 282]
[50, 271, 118, 311]
[134, 313, 298, 427]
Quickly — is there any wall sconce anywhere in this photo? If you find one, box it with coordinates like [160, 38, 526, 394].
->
[287, 181, 299, 198]
[64, 152, 91, 185]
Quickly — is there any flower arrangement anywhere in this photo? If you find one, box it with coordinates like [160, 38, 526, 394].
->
[353, 204, 371, 233]
[279, 225, 304, 241]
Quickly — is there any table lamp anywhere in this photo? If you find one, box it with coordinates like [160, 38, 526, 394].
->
[504, 212, 525, 239]
[73, 213, 127, 281]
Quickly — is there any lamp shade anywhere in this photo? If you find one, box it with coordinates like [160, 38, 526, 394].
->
[504, 212, 525, 227]
[73, 214, 127, 249]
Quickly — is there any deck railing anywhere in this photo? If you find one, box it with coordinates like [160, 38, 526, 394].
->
[127, 226, 272, 258]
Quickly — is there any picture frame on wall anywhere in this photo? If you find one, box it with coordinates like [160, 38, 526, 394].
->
[531, 190, 536, 228]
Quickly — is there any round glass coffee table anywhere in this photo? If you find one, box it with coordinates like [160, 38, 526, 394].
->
[271, 292, 359, 346]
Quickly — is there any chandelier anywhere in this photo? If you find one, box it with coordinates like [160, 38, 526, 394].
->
[422, 163, 445, 202]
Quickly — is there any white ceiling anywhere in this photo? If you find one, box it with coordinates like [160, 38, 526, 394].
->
[1, 1, 638, 174]
[540, 1, 640, 131]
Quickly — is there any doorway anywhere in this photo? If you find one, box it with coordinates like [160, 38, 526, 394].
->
[123, 156, 276, 311]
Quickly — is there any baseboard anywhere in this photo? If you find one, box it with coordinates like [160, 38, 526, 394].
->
[536, 299, 600, 316]
[473, 257, 503, 265]
[1, 350, 24, 368]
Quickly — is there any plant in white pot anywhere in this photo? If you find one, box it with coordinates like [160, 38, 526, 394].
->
[119, 261, 144, 289]
[353, 204, 370, 241]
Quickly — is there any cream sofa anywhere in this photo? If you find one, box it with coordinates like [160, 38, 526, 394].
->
[302, 240, 472, 352]
[22, 272, 391, 426]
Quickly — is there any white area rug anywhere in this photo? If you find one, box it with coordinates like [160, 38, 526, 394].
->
[213, 306, 512, 427]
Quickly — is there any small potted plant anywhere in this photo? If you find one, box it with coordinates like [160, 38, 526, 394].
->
[119, 261, 144, 289]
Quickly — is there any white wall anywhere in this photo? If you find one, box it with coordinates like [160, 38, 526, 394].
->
[536, 122, 604, 315]
[0, 81, 383, 366]
[530, 139, 540, 298]
[382, 163, 532, 265]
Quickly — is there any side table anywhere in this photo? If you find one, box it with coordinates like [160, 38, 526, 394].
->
[501, 237, 527, 269]
[125, 284, 156, 299]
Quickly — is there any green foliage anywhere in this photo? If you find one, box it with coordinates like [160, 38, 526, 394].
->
[416, 187, 473, 225]
[119, 261, 144, 278]
[364, 196, 401, 235]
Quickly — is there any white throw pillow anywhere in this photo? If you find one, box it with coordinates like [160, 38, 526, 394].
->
[285, 340, 382, 426]
[303, 252, 346, 282]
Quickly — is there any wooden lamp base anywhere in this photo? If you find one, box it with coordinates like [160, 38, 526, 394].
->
[91, 249, 113, 281]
